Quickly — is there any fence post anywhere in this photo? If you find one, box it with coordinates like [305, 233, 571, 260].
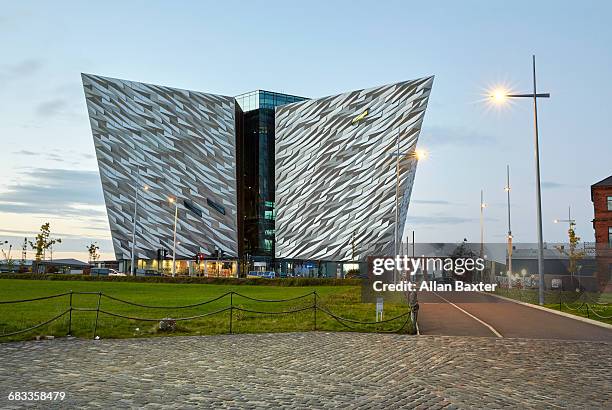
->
[229, 292, 233, 334]
[67, 290, 73, 336]
[313, 291, 317, 331]
[92, 291, 102, 340]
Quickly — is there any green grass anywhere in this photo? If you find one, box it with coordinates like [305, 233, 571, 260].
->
[0, 280, 413, 342]
[494, 288, 612, 325]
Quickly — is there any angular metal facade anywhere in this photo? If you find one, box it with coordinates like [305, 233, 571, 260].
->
[274, 77, 433, 261]
[82, 74, 239, 260]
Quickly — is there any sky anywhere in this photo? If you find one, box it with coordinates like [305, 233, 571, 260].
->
[0, 0, 611, 262]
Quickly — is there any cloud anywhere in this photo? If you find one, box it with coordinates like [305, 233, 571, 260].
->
[408, 215, 476, 225]
[0, 232, 112, 255]
[12, 150, 38, 156]
[0, 59, 43, 84]
[12, 149, 95, 164]
[5, 59, 43, 77]
[35, 98, 68, 117]
[420, 125, 497, 147]
[412, 199, 458, 205]
[541, 181, 574, 190]
[0, 168, 105, 217]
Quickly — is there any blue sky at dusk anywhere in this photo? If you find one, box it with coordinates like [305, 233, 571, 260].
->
[0, 1, 610, 260]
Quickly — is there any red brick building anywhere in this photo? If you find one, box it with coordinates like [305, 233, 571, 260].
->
[591, 175, 612, 291]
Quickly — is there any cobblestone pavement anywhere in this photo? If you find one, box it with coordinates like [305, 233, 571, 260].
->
[0, 332, 610, 409]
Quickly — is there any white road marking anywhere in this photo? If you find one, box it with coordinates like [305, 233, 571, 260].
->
[431, 292, 503, 338]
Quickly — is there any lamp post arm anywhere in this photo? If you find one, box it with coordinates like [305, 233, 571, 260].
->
[506, 93, 550, 98]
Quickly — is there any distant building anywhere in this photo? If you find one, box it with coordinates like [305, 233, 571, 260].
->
[34, 259, 90, 274]
[591, 175, 612, 291]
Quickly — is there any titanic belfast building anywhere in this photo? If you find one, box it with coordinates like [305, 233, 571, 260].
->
[82, 74, 433, 276]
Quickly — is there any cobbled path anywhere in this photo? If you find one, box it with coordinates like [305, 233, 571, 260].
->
[0, 332, 610, 409]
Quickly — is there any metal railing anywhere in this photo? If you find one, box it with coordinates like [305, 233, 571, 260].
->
[0, 290, 413, 339]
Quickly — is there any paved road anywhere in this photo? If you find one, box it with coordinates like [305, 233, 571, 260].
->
[418, 291, 612, 341]
[0, 332, 611, 409]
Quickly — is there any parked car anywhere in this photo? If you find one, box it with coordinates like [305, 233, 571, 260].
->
[109, 270, 126, 277]
[91, 268, 124, 276]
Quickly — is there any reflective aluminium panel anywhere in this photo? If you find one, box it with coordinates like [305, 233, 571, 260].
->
[82, 74, 238, 260]
[274, 77, 434, 261]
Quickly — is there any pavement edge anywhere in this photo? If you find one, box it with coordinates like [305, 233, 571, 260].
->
[485, 292, 612, 330]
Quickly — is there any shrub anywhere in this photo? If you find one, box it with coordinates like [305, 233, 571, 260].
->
[0, 273, 361, 287]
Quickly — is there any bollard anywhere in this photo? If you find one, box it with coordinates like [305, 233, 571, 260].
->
[92, 291, 102, 340]
[229, 292, 233, 334]
[586, 304, 589, 319]
[313, 291, 317, 331]
[67, 290, 73, 336]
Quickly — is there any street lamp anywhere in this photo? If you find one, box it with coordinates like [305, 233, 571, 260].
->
[480, 190, 487, 276]
[169, 197, 179, 277]
[390, 145, 429, 283]
[553, 205, 575, 229]
[489, 55, 550, 305]
[130, 182, 149, 276]
[554, 205, 578, 289]
[505, 165, 513, 285]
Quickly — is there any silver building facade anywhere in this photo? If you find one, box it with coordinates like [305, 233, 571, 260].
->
[83, 75, 433, 271]
[274, 77, 433, 261]
[82, 74, 239, 261]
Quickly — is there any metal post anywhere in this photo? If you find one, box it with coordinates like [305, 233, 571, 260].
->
[67, 290, 73, 336]
[172, 201, 178, 277]
[130, 172, 140, 276]
[93, 291, 102, 340]
[506, 165, 513, 280]
[313, 291, 317, 331]
[586, 304, 589, 319]
[394, 128, 400, 284]
[532, 55, 545, 305]
[229, 292, 233, 334]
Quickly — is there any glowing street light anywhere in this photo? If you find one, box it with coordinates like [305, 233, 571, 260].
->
[491, 87, 510, 104]
[414, 148, 428, 161]
[554, 205, 576, 230]
[487, 55, 550, 305]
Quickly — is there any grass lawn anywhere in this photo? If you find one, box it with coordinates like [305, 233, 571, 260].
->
[0, 280, 414, 342]
[494, 288, 612, 325]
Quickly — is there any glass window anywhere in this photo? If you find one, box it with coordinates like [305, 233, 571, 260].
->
[607, 196, 612, 211]
[609, 227, 612, 246]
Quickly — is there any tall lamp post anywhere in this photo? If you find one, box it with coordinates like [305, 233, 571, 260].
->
[169, 197, 179, 277]
[490, 55, 550, 305]
[505, 165, 513, 284]
[130, 182, 149, 276]
[391, 146, 428, 283]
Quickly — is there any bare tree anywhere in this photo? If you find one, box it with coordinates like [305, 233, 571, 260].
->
[28, 223, 62, 271]
[87, 242, 100, 263]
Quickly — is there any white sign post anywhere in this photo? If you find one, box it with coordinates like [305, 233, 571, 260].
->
[376, 297, 384, 322]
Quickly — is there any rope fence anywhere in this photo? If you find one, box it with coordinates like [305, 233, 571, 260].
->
[0, 290, 414, 339]
[558, 292, 612, 320]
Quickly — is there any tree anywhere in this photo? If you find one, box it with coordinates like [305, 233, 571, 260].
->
[1, 241, 14, 272]
[449, 240, 480, 283]
[19, 237, 28, 273]
[87, 242, 100, 263]
[556, 223, 586, 291]
[28, 223, 62, 263]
